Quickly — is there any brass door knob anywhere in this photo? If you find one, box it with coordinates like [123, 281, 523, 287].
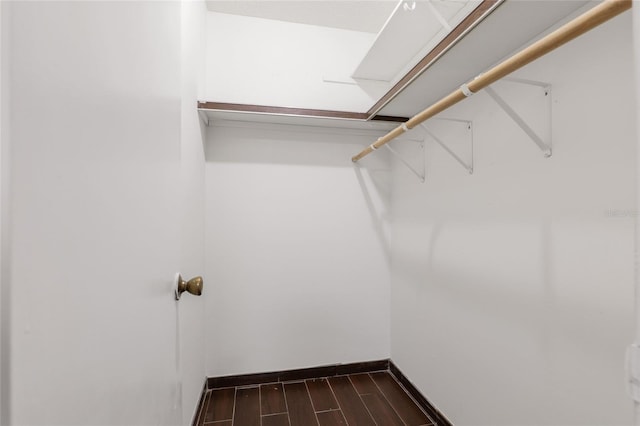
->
[175, 274, 203, 300]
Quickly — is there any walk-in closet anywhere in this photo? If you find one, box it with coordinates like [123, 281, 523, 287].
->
[1, 1, 639, 425]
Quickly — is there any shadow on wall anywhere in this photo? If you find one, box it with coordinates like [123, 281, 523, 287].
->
[204, 122, 386, 167]
[393, 215, 632, 364]
[353, 164, 391, 261]
[204, 120, 393, 262]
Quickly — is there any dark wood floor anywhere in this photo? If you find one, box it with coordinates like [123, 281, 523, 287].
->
[197, 371, 435, 426]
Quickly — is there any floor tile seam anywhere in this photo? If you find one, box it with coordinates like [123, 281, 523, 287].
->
[231, 387, 237, 425]
[304, 379, 322, 426]
[314, 408, 342, 414]
[368, 372, 409, 426]
[307, 377, 341, 412]
[207, 366, 390, 390]
[260, 382, 290, 418]
[257, 369, 383, 385]
[347, 374, 380, 426]
[256, 381, 283, 387]
[261, 410, 288, 416]
[280, 380, 293, 426]
[386, 371, 437, 425]
[327, 374, 378, 426]
[204, 388, 235, 424]
[325, 378, 350, 426]
[323, 376, 348, 426]
[199, 391, 212, 425]
[259, 383, 263, 426]
[206, 367, 431, 426]
[237, 384, 261, 390]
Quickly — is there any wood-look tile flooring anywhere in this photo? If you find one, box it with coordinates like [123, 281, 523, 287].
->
[198, 371, 435, 426]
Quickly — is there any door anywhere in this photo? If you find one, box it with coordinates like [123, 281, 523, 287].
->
[7, 1, 192, 424]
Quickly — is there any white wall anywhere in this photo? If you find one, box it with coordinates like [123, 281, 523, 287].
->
[635, 0, 640, 348]
[388, 11, 635, 426]
[179, 1, 207, 424]
[8, 1, 206, 424]
[204, 12, 386, 112]
[627, 0, 640, 424]
[634, 2, 640, 422]
[204, 123, 391, 377]
[0, 2, 10, 424]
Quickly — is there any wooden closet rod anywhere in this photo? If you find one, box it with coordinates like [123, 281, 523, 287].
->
[352, 0, 632, 163]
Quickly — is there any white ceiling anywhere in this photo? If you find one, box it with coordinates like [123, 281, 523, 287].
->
[205, 0, 398, 33]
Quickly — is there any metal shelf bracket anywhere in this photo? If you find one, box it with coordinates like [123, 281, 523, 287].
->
[420, 119, 473, 174]
[485, 78, 552, 157]
[385, 141, 425, 183]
